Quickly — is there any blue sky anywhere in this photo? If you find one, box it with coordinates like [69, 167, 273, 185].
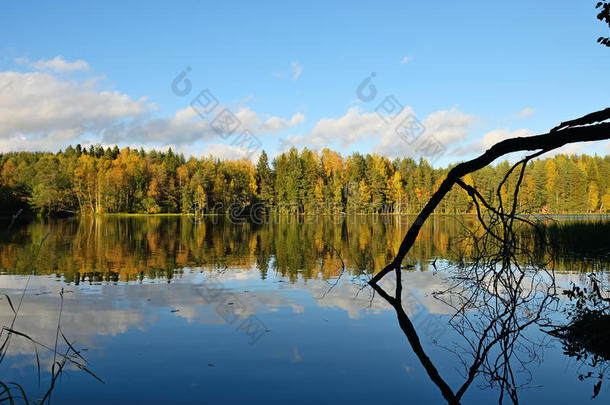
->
[1, 0, 609, 166]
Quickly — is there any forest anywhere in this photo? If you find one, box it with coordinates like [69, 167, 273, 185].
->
[1, 144, 609, 216]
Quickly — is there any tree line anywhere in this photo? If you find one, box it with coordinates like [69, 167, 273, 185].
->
[1, 144, 609, 215]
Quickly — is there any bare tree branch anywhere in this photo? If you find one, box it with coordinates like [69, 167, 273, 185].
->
[371, 120, 610, 285]
[551, 107, 610, 132]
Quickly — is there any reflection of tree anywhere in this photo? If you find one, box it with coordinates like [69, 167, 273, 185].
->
[0, 215, 468, 282]
[433, 198, 556, 402]
[371, 153, 561, 404]
[546, 273, 610, 398]
[1, 212, 604, 285]
[372, 264, 558, 404]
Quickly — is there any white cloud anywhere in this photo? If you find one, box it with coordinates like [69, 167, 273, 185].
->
[477, 128, 534, 151]
[0, 69, 304, 155]
[451, 128, 534, 157]
[261, 112, 305, 132]
[100, 106, 215, 145]
[306, 106, 397, 148]
[0, 133, 83, 153]
[517, 108, 535, 118]
[374, 107, 476, 159]
[103, 109, 269, 162]
[0, 71, 151, 149]
[101, 105, 302, 148]
[503, 108, 536, 122]
[230, 107, 305, 134]
[549, 143, 583, 156]
[452, 128, 610, 163]
[278, 106, 476, 163]
[401, 56, 409, 64]
[421, 107, 477, 145]
[17, 55, 91, 73]
[291, 61, 302, 80]
[201, 143, 262, 161]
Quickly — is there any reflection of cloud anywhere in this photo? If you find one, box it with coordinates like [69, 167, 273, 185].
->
[273, 271, 455, 318]
[282, 280, 391, 319]
[0, 279, 147, 370]
[0, 268, 457, 355]
[0, 267, 491, 364]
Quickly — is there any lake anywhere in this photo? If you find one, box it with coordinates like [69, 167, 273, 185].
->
[0, 215, 608, 404]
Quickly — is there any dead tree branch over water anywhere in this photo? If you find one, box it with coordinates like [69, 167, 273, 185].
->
[370, 110, 610, 285]
[372, 158, 558, 404]
[369, 109, 610, 404]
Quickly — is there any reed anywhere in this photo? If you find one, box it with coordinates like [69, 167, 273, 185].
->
[0, 227, 102, 404]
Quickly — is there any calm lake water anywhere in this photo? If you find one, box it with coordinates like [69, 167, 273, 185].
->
[0, 215, 608, 404]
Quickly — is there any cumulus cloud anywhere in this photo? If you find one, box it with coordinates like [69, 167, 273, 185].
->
[480, 128, 534, 150]
[17, 55, 91, 72]
[233, 107, 305, 134]
[101, 105, 302, 148]
[421, 107, 477, 145]
[261, 112, 305, 132]
[371, 108, 476, 161]
[278, 106, 476, 162]
[297, 106, 398, 148]
[0, 133, 83, 153]
[0, 71, 151, 150]
[450, 127, 607, 163]
[100, 106, 213, 145]
[5, 58, 535, 167]
[201, 143, 262, 161]
[0, 69, 303, 156]
[470, 128, 535, 154]
[450, 128, 535, 158]
[291, 61, 302, 80]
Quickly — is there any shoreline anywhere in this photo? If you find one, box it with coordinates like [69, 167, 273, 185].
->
[3, 212, 610, 221]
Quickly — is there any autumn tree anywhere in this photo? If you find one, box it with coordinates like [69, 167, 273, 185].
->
[256, 150, 274, 208]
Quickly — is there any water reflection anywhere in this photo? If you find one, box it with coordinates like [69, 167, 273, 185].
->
[0, 215, 472, 283]
[1, 268, 420, 403]
[0, 215, 600, 281]
[368, 210, 610, 404]
[372, 267, 560, 404]
[0, 216, 609, 404]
